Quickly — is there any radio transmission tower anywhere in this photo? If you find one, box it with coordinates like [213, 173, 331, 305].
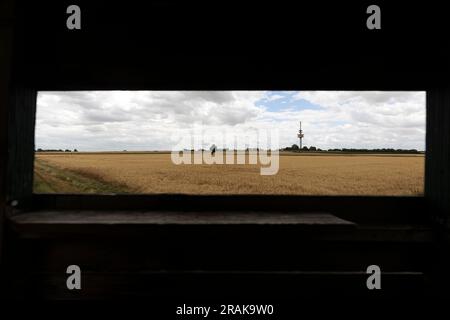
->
[297, 121, 304, 150]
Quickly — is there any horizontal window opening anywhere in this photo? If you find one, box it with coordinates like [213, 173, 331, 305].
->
[34, 91, 426, 196]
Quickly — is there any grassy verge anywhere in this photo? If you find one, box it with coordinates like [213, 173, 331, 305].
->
[33, 158, 132, 194]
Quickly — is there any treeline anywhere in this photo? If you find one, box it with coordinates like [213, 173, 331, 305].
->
[283, 145, 322, 151]
[326, 148, 421, 154]
[283, 144, 422, 154]
[36, 148, 78, 152]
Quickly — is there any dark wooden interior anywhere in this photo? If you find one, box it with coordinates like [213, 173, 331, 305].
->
[1, 0, 450, 306]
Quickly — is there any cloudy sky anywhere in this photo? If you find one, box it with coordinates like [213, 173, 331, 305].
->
[35, 91, 426, 151]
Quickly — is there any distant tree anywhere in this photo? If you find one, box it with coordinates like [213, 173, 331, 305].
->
[74, 149, 78, 152]
[210, 144, 217, 156]
[302, 146, 309, 151]
[37, 148, 43, 152]
[291, 144, 299, 150]
[309, 146, 317, 151]
[65, 149, 71, 152]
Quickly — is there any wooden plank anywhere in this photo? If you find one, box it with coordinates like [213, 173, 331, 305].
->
[6, 87, 36, 205]
[13, 3, 450, 91]
[0, 0, 14, 267]
[8, 211, 360, 240]
[31, 194, 428, 224]
[6, 210, 433, 244]
[425, 87, 450, 294]
[6, 270, 426, 300]
[9, 211, 355, 225]
[5, 236, 432, 272]
[426, 87, 450, 227]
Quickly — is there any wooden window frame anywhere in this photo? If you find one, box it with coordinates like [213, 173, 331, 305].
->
[4, 87, 435, 226]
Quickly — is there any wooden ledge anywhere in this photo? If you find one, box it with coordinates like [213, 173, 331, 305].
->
[7, 210, 359, 239]
[8, 210, 355, 225]
[6, 210, 433, 243]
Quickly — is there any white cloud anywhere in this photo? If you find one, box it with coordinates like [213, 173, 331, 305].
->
[35, 91, 426, 151]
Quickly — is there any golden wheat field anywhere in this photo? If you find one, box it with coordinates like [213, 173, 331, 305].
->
[33, 152, 425, 195]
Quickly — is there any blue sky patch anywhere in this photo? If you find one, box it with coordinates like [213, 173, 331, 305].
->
[256, 91, 323, 112]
